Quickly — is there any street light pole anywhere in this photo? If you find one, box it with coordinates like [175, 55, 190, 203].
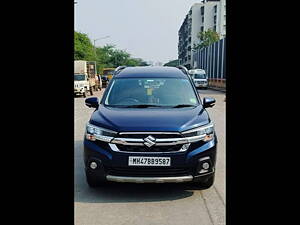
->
[92, 36, 110, 90]
[93, 36, 110, 57]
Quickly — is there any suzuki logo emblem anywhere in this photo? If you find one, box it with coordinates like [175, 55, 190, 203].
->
[144, 135, 156, 147]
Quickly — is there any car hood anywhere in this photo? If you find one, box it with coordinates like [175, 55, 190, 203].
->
[89, 105, 210, 132]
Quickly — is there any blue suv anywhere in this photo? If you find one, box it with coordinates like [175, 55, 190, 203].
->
[84, 66, 217, 189]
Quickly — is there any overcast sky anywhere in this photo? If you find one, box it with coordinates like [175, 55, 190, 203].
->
[75, 0, 202, 64]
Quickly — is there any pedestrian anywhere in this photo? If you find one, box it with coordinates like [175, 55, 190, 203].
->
[97, 74, 101, 91]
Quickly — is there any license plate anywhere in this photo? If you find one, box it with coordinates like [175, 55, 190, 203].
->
[128, 156, 171, 166]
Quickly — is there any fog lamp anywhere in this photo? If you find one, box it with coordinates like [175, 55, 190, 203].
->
[90, 162, 97, 169]
[202, 162, 210, 170]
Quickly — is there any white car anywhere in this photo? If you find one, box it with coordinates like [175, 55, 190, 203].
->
[189, 69, 208, 89]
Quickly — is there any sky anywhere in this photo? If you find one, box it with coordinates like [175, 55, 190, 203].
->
[75, 0, 203, 64]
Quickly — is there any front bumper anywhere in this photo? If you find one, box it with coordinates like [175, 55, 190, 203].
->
[83, 137, 217, 183]
[74, 88, 84, 94]
[106, 175, 193, 183]
[195, 83, 208, 88]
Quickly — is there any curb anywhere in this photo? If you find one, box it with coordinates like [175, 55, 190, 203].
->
[208, 87, 226, 93]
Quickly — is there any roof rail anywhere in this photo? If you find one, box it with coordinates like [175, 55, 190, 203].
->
[114, 66, 127, 75]
[176, 65, 189, 75]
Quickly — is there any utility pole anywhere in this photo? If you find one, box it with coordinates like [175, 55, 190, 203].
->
[74, 2, 77, 29]
[93, 36, 110, 57]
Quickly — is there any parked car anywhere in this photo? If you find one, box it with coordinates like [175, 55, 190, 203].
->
[189, 69, 208, 89]
[83, 66, 217, 189]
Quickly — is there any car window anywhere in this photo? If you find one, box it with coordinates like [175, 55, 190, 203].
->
[104, 78, 199, 107]
[194, 74, 206, 79]
[74, 74, 86, 81]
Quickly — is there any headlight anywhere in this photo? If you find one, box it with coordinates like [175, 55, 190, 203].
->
[85, 123, 117, 142]
[181, 123, 214, 142]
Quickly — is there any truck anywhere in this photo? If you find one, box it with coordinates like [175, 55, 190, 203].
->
[74, 60, 99, 97]
[101, 67, 116, 87]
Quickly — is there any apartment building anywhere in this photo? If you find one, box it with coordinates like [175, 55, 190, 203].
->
[178, 0, 226, 69]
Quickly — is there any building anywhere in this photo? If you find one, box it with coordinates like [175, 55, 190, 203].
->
[217, 0, 226, 38]
[178, 0, 226, 69]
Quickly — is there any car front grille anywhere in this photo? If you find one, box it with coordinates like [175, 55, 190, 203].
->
[118, 133, 182, 139]
[112, 132, 185, 153]
[115, 144, 183, 153]
[106, 167, 191, 177]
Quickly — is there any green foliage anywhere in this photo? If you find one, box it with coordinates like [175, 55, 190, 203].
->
[193, 29, 220, 50]
[164, 59, 179, 67]
[74, 32, 96, 60]
[74, 31, 149, 73]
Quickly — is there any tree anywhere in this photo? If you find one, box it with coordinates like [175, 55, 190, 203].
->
[130, 58, 149, 66]
[193, 29, 220, 50]
[74, 31, 149, 73]
[74, 31, 96, 60]
[164, 59, 179, 67]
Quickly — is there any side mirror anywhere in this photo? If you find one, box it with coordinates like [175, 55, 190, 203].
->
[85, 97, 99, 108]
[203, 97, 216, 108]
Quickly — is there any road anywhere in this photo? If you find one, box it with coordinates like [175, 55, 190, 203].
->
[75, 89, 226, 225]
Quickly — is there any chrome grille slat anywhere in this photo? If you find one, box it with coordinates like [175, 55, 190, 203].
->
[107, 132, 205, 153]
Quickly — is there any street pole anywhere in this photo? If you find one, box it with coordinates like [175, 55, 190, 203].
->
[94, 39, 97, 57]
[74, 2, 77, 29]
[93, 36, 110, 58]
[93, 36, 110, 90]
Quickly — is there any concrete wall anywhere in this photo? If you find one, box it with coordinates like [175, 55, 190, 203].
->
[209, 79, 226, 88]
[193, 37, 226, 89]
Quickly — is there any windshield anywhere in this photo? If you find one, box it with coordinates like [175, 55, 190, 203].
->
[74, 74, 86, 81]
[103, 70, 115, 75]
[104, 78, 199, 107]
[194, 74, 206, 79]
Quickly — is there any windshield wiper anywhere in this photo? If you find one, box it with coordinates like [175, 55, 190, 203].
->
[172, 104, 197, 108]
[123, 104, 162, 108]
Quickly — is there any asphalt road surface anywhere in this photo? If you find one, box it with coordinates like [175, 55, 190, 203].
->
[75, 88, 226, 225]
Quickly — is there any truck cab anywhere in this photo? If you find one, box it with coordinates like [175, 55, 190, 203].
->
[189, 69, 208, 89]
[74, 73, 90, 98]
[102, 68, 116, 87]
